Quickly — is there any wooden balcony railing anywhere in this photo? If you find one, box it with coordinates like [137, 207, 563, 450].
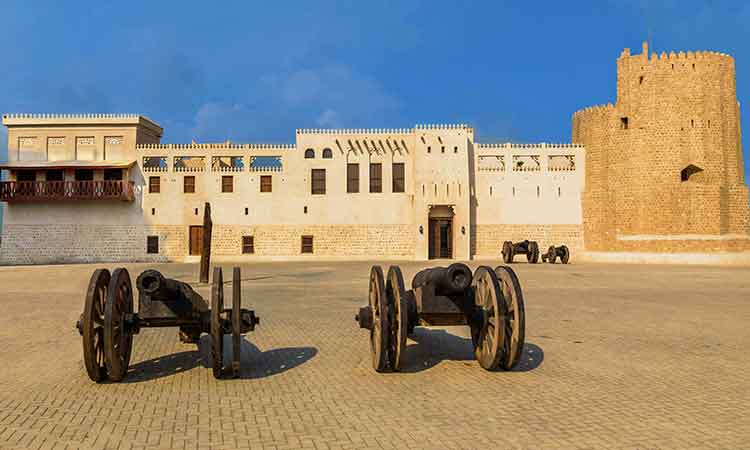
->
[0, 181, 135, 202]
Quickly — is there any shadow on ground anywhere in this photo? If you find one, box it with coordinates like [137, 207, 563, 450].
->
[397, 328, 544, 373]
[124, 335, 317, 382]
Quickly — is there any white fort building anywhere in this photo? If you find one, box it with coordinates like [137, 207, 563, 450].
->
[0, 114, 584, 264]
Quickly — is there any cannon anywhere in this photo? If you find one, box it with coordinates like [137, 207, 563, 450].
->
[76, 266, 259, 382]
[355, 263, 526, 372]
[502, 240, 540, 264]
[542, 245, 570, 264]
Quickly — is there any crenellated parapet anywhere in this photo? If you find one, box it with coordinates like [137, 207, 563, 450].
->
[2, 113, 141, 119]
[136, 143, 295, 150]
[296, 128, 412, 135]
[477, 143, 584, 149]
[2, 113, 164, 135]
[572, 103, 616, 119]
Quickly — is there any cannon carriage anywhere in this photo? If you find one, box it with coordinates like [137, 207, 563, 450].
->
[502, 240, 540, 264]
[356, 263, 526, 372]
[541, 245, 571, 264]
[76, 266, 259, 382]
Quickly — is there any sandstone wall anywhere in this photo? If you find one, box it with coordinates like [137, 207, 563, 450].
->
[0, 223, 415, 265]
[472, 224, 583, 259]
[573, 42, 750, 253]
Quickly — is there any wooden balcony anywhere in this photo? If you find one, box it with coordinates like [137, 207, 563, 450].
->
[0, 181, 135, 202]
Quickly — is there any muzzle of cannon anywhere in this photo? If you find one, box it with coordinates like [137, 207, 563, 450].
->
[541, 245, 570, 264]
[356, 263, 526, 373]
[502, 240, 540, 264]
[76, 266, 259, 383]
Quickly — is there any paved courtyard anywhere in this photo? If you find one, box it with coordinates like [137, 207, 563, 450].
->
[0, 260, 748, 450]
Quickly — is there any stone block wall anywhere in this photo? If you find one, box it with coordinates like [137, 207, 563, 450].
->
[211, 224, 414, 257]
[0, 224, 185, 265]
[0, 224, 415, 264]
[472, 224, 583, 259]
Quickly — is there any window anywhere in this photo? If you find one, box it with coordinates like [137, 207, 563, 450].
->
[17, 171, 36, 182]
[301, 235, 314, 254]
[369, 163, 382, 193]
[46, 170, 63, 182]
[147, 236, 159, 254]
[304, 149, 315, 159]
[427, 146, 431, 153]
[639, 76, 644, 85]
[103, 169, 122, 181]
[149, 176, 160, 193]
[454, 146, 458, 153]
[260, 175, 272, 193]
[392, 163, 405, 193]
[76, 169, 94, 181]
[681, 164, 704, 182]
[184, 176, 195, 193]
[441, 146, 445, 153]
[322, 148, 333, 159]
[311, 169, 326, 194]
[242, 236, 255, 254]
[347, 163, 359, 193]
[620, 117, 629, 130]
[221, 176, 233, 193]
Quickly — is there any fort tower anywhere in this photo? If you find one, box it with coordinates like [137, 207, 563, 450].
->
[573, 42, 749, 252]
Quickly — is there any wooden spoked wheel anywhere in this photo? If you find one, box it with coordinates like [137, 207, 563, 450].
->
[82, 269, 111, 382]
[104, 268, 134, 382]
[471, 266, 507, 370]
[387, 265, 407, 371]
[502, 241, 513, 264]
[232, 267, 242, 378]
[560, 245, 570, 264]
[369, 266, 390, 372]
[527, 241, 539, 264]
[547, 246, 557, 264]
[211, 267, 225, 379]
[494, 265, 526, 370]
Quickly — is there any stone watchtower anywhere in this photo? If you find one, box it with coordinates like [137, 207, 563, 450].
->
[573, 41, 750, 252]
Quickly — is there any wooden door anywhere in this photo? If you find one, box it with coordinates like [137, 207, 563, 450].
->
[439, 219, 453, 258]
[189, 226, 203, 255]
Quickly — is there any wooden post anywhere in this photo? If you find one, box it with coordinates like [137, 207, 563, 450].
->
[200, 202, 212, 283]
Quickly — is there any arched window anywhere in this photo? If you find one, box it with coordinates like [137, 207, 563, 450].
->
[304, 148, 315, 159]
[680, 164, 704, 182]
[322, 148, 333, 159]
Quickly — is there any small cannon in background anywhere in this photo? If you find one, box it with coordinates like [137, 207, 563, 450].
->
[542, 245, 571, 264]
[76, 266, 259, 382]
[502, 240, 540, 264]
[355, 263, 525, 372]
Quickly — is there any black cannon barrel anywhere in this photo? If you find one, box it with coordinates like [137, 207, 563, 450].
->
[135, 270, 207, 312]
[137, 270, 182, 299]
[411, 263, 472, 296]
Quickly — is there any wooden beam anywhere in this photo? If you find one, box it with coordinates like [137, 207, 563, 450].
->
[200, 202, 213, 283]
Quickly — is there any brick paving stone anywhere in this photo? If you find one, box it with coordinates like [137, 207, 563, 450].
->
[0, 261, 748, 449]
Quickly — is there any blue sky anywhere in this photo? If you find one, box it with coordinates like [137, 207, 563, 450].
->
[1, 0, 749, 183]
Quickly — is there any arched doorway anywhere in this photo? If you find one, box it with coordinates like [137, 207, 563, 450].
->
[428, 205, 454, 259]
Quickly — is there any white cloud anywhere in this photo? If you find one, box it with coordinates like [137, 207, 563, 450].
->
[316, 109, 340, 128]
[184, 65, 401, 143]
